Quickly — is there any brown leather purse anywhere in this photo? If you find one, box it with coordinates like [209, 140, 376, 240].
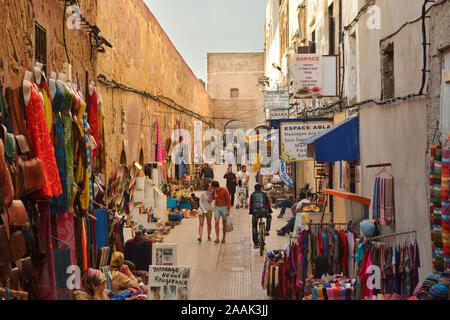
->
[16, 135, 45, 195]
[19, 257, 34, 281]
[0, 225, 13, 265]
[9, 230, 26, 261]
[7, 200, 29, 230]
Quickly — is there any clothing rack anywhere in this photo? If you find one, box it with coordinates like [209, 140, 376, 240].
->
[0, 287, 29, 300]
[368, 230, 416, 241]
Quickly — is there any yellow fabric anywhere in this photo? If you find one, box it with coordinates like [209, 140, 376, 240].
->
[110, 252, 124, 271]
[38, 87, 53, 134]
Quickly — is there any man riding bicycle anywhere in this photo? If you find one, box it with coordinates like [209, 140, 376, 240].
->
[249, 184, 272, 249]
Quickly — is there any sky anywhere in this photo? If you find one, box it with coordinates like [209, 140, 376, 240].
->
[144, 0, 266, 82]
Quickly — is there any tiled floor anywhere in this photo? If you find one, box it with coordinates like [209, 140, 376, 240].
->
[163, 164, 293, 300]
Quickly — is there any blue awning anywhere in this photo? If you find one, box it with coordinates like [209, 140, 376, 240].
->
[302, 116, 360, 162]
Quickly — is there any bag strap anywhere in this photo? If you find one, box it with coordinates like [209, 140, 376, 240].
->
[0, 87, 13, 133]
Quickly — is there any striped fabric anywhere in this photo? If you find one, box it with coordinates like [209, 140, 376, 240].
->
[431, 143, 444, 272]
[442, 147, 450, 270]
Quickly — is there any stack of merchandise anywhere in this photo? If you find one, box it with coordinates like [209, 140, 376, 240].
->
[411, 271, 449, 300]
[311, 277, 355, 300]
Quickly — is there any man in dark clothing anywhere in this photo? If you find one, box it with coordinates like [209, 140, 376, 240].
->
[249, 184, 272, 249]
[200, 163, 214, 181]
[223, 168, 237, 206]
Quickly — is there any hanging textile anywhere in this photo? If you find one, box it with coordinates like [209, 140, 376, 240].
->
[36, 200, 56, 300]
[88, 85, 99, 158]
[51, 86, 69, 214]
[442, 145, 450, 270]
[62, 86, 75, 204]
[55, 210, 76, 265]
[23, 78, 62, 198]
[372, 176, 395, 226]
[431, 143, 444, 272]
[94, 209, 108, 249]
[37, 73, 53, 136]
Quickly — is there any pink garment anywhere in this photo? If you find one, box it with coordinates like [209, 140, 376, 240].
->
[24, 78, 62, 198]
[88, 86, 99, 157]
[36, 200, 56, 300]
[55, 207, 76, 265]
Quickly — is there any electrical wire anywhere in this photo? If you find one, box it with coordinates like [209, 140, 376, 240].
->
[63, 0, 71, 64]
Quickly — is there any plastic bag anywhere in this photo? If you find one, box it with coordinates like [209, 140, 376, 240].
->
[226, 215, 234, 232]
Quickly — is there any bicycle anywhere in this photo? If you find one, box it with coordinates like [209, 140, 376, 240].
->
[258, 216, 266, 257]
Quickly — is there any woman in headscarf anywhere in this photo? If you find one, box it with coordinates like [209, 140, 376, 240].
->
[73, 268, 109, 300]
[108, 251, 139, 294]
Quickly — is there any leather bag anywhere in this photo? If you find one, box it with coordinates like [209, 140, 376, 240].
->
[19, 257, 34, 281]
[7, 200, 29, 230]
[16, 135, 45, 195]
[0, 225, 13, 265]
[9, 230, 26, 261]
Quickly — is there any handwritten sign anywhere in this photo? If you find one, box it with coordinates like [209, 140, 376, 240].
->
[148, 266, 190, 300]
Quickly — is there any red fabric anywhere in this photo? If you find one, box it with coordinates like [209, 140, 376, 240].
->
[88, 86, 99, 157]
[318, 232, 324, 256]
[339, 230, 348, 275]
[359, 249, 370, 298]
[24, 79, 62, 198]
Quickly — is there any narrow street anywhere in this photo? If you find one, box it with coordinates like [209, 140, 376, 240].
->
[164, 164, 291, 300]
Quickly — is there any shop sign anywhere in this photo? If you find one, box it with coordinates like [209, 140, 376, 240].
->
[264, 90, 290, 110]
[281, 120, 333, 161]
[152, 243, 177, 266]
[148, 266, 190, 300]
[269, 110, 289, 120]
[293, 54, 337, 99]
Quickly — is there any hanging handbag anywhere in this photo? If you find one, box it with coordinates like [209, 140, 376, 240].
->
[19, 257, 34, 281]
[15, 135, 45, 195]
[0, 129, 14, 208]
[7, 200, 29, 230]
[0, 225, 13, 265]
[9, 230, 26, 261]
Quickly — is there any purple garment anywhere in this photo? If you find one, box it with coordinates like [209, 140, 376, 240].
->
[37, 200, 57, 300]
[347, 231, 355, 279]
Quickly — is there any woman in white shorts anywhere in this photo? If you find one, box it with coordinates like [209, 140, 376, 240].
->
[198, 183, 213, 241]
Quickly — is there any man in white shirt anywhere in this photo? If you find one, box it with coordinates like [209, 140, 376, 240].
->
[236, 165, 250, 197]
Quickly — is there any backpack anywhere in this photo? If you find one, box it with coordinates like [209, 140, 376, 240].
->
[252, 192, 268, 215]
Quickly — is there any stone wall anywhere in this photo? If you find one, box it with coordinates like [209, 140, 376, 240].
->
[207, 52, 266, 132]
[96, 0, 212, 176]
[0, 0, 97, 88]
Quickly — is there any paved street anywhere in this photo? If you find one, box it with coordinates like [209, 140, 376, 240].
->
[163, 164, 293, 300]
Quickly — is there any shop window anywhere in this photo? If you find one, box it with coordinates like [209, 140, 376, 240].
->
[35, 23, 47, 74]
[381, 42, 395, 100]
[231, 88, 239, 98]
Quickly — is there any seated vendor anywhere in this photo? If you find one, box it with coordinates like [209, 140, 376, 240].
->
[277, 193, 312, 236]
[109, 252, 139, 294]
[73, 268, 109, 300]
[303, 256, 332, 300]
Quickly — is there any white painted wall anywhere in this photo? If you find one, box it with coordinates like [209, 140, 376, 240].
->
[359, 98, 432, 280]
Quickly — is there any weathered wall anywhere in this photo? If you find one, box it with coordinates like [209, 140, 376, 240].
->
[96, 0, 212, 176]
[207, 52, 266, 132]
[427, 0, 450, 146]
[359, 98, 432, 280]
[0, 0, 97, 88]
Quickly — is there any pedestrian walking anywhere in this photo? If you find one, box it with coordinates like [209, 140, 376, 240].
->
[197, 184, 214, 242]
[236, 165, 250, 198]
[200, 163, 214, 182]
[223, 167, 237, 206]
[211, 181, 231, 244]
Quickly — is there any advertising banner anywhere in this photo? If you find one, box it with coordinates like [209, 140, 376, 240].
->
[264, 90, 290, 110]
[153, 243, 177, 266]
[293, 54, 323, 99]
[281, 120, 333, 161]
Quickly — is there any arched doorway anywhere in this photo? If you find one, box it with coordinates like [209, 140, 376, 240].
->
[139, 148, 144, 165]
[120, 148, 127, 166]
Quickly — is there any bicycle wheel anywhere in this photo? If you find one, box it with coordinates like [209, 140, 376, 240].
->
[259, 221, 265, 256]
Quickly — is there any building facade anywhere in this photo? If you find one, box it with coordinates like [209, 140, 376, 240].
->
[264, 0, 450, 279]
[207, 52, 266, 133]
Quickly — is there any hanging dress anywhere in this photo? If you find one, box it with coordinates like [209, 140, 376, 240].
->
[23, 78, 62, 198]
[62, 86, 75, 204]
[88, 86, 99, 158]
[51, 86, 69, 214]
[37, 73, 53, 137]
